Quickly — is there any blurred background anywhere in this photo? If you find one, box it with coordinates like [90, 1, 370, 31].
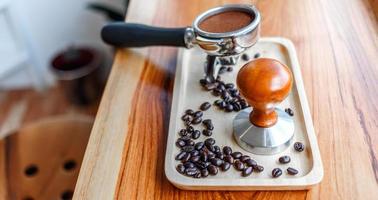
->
[0, 0, 128, 199]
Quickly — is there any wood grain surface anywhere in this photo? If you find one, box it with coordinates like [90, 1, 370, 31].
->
[75, 0, 378, 199]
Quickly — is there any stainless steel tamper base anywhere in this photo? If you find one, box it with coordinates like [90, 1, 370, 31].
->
[233, 107, 294, 155]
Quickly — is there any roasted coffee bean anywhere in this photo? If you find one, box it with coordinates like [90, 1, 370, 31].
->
[285, 108, 294, 116]
[212, 88, 221, 96]
[213, 146, 221, 154]
[255, 165, 264, 172]
[218, 101, 227, 109]
[201, 169, 209, 177]
[223, 146, 232, 155]
[221, 162, 231, 171]
[191, 130, 200, 139]
[294, 142, 305, 152]
[217, 84, 226, 91]
[186, 140, 195, 146]
[225, 104, 234, 112]
[196, 161, 209, 169]
[225, 83, 235, 89]
[186, 126, 194, 133]
[193, 111, 203, 118]
[272, 168, 282, 178]
[175, 151, 187, 160]
[192, 117, 202, 125]
[185, 109, 194, 115]
[176, 164, 185, 174]
[234, 160, 245, 171]
[199, 78, 208, 86]
[207, 152, 216, 160]
[195, 142, 204, 150]
[227, 66, 233, 72]
[181, 153, 191, 162]
[176, 139, 186, 148]
[193, 172, 201, 178]
[231, 152, 242, 159]
[179, 129, 188, 137]
[200, 102, 211, 111]
[202, 129, 213, 137]
[218, 66, 227, 75]
[216, 152, 224, 160]
[224, 155, 234, 164]
[183, 162, 195, 168]
[207, 165, 218, 175]
[202, 119, 214, 130]
[214, 99, 223, 106]
[181, 114, 191, 121]
[184, 120, 192, 126]
[233, 103, 241, 111]
[205, 138, 216, 146]
[207, 144, 216, 152]
[240, 155, 250, 162]
[200, 152, 208, 161]
[241, 53, 249, 61]
[221, 92, 230, 99]
[191, 150, 199, 157]
[254, 53, 261, 58]
[185, 167, 198, 176]
[204, 83, 217, 91]
[287, 167, 298, 175]
[180, 135, 191, 141]
[279, 155, 291, 164]
[182, 145, 194, 152]
[242, 166, 253, 177]
[210, 158, 223, 167]
[190, 155, 200, 162]
[245, 159, 257, 167]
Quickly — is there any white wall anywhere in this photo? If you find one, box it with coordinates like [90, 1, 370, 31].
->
[0, 0, 123, 90]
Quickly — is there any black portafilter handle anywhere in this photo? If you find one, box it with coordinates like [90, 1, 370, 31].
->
[101, 22, 188, 47]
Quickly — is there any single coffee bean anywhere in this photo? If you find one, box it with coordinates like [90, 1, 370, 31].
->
[175, 151, 187, 160]
[192, 130, 200, 139]
[181, 153, 191, 162]
[185, 167, 198, 176]
[207, 152, 216, 160]
[245, 159, 257, 167]
[210, 158, 223, 167]
[234, 160, 245, 171]
[203, 119, 214, 130]
[195, 161, 209, 169]
[194, 142, 204, 150]
[214, 99, 223, 106]
[208, 165, 218, 175]
[272, 168, 282, 178]
[186, 126, 194, 133]
[178, 129, 187, 137]
[254, 52, 261, 59]
[201, 169, 209, 177]
[294, 142, 305, 152]
[200, 102, 211, 111]
[193, 111, 203, 118]
[223, 146, 232, 155]
[207, 144, 216, 152]
[225, 104, 234, 112]
[180, 135, 191, 141]
[218, 66, 227, 75]
[255, 165, 264, 172]
[182, 145, 194, 152]
[240, 155, 250, 162]
[279, 155, 291, 164]
[202, 119, 211, 125]
[184, 120, 191, 126]
[191, 150, 199, 157]
[241, 53, 249, 61]
[181, 114, 191, 121]
[190, 155, 200, 162]
[221, 162, 231, 171]
[193, 172, 201, 178]
[231, 152, 242, 159]
[217, 84, 226, 91]
[183, 162, 195, 168]
[176, 164, 185, 174]
[225, 83, 235, 89]
[213, 145, 221, 153]
[216, 152, 224, 160]
[233, 103, 241, 111]
[200, 152, 208, 162]
[202, 129, 212, 137]
[205, 138, 216, 146]
[176, 139, 186, 148]
[219, 101, 227, 109]
[227, 66, 233, 72]
[192, 117, 202, 125]
[224, 155, 234, 164]
[242, 166, 253, 177]
[204, 83, 217, 91]
[285, 108, 294, 116]
[186, 140, 195, 146]
[287, 167, 299, 175]
[185, 109, 194, 115]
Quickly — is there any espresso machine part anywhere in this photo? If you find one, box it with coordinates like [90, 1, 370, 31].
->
[233, 58, 295, 155]
[101, 4, 261, 80]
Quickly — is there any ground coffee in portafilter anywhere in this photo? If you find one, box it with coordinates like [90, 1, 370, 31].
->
[199, 11, 254, 33]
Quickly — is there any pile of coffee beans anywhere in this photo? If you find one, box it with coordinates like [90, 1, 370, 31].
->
[199, 76, 250, 113]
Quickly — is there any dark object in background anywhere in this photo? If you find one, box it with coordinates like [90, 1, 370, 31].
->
[87, 0, 129, 21]
[51, 47, 104, 106]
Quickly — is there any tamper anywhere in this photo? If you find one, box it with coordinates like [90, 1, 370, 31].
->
[233, 58, 294, 155]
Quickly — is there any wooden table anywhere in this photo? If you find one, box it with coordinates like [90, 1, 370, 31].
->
[74, 0, 378, 199]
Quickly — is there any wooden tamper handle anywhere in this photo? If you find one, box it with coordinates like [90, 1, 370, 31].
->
[237, 58, 293, 128]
